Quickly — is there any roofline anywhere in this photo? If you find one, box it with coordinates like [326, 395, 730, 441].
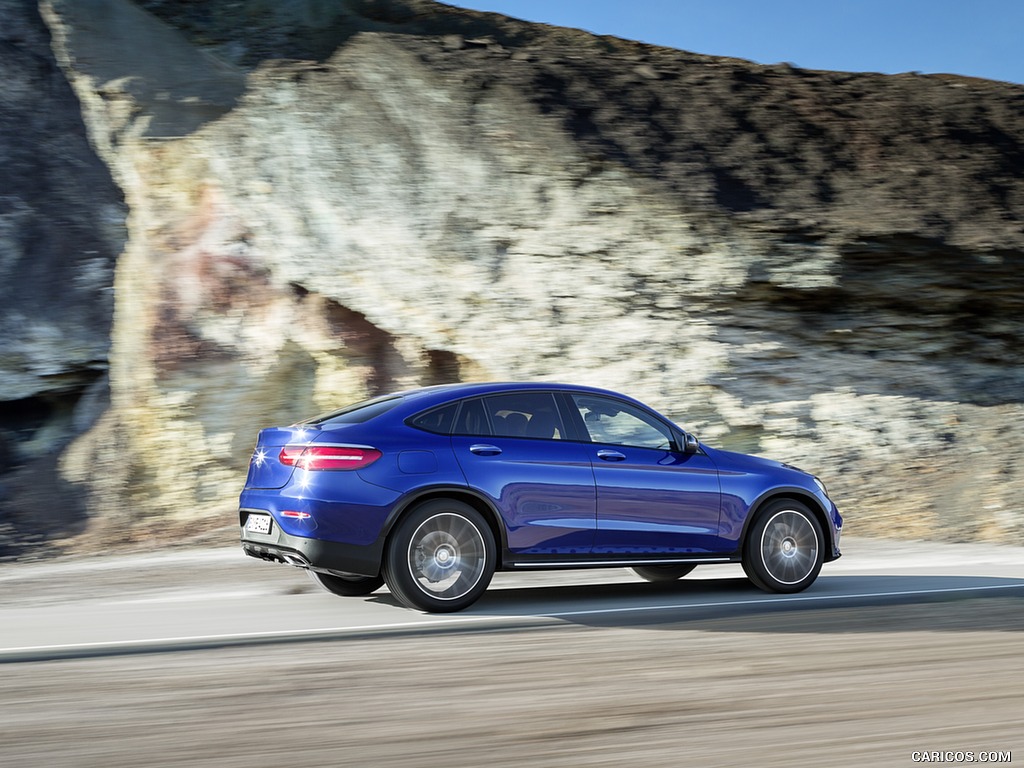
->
[389, 380, 652, 404]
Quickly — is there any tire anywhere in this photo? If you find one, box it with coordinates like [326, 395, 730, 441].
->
[743, 499, 824, 593]
[383, 499, 496, 613]
[631, 564, 697, 583]
[308, 570, 385, 597]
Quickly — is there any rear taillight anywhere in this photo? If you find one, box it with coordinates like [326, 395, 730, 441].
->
[279, 445, 382, 471]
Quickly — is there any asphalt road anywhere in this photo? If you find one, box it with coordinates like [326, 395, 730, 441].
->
[1, 537, 1022, 766]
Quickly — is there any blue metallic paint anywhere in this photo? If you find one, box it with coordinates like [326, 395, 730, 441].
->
[239, 382, 843, 580]
[705, 445, 842, 559]
[451, 434, 597, 555]
[588, 444, 724, 554]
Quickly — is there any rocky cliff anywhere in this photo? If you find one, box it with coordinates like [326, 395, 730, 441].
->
[0, 0, 126, 553]
[1, 0, 1022, 556]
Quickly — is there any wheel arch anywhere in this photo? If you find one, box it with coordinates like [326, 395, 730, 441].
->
[380, 486, 508, 561]
[740, 487, 836, 561]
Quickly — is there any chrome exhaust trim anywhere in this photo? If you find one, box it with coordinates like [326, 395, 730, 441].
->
[242, 544, 311, 568]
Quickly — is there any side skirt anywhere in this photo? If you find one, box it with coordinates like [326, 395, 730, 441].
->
[503, 555, 738, 571]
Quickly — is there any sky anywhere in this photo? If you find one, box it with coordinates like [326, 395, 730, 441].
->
[449, 0, 1024, 85]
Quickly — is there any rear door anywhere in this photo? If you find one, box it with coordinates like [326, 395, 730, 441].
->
[451, 392, 596, 555]
[568, 394, 725, 555]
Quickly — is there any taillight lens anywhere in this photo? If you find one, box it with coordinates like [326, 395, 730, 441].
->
[279, 445, 382, 471]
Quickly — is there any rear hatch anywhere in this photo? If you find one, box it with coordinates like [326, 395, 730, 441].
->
[243, 426, 318, 490]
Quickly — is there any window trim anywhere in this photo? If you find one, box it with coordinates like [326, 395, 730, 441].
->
[405, 388, 687, 452]
[409, 390, 580, 441]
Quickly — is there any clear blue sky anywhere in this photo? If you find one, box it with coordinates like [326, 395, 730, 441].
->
[449, 0, 1024, 85]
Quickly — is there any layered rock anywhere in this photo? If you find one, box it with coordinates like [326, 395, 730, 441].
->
[0, 0, 126, 554]
[2, 0, 1022, 553]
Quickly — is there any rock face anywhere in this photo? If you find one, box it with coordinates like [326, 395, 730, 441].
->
[0, 0, 126, 554]
[1, 0, 1022, 555]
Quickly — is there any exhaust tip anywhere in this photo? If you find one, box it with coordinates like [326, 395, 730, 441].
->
[243, 544, 312, 568]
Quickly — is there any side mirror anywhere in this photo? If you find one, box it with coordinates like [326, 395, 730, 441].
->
[682, 432, 700, 454]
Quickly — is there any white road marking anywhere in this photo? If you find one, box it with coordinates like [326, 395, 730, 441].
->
[3, 581, 1023, 663]
[539, 582, 1024, 618]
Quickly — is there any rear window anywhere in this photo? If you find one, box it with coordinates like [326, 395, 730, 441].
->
[300, 396, 402, 426]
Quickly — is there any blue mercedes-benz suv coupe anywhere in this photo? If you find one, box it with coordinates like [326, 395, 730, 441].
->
[240, 382, 843, 612]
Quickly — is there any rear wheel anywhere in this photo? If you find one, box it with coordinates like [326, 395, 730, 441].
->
[743, 499, 823, 593]
[383, 499, 496, 613]
[308, 571, 384, 597]
[631, 564, 697, 583]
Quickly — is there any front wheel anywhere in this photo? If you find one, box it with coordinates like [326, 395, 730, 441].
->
[743, 499, 823, 593]
[308, 570, 385, 597]
[632, 564, 697, 583]
[383, 499, 496, 613]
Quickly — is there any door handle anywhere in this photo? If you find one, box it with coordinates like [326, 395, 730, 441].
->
[597, 449, 626, 461]
[469, 444, 502, 456]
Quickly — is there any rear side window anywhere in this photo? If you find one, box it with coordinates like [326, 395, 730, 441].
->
[301, 396, 401, 427]
[409, 403, 459, 434]
[484, 392, 564, 440]
[453, 398, 490, 436]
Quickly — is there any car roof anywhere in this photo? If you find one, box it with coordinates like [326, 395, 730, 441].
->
[388, 381, 646, 410]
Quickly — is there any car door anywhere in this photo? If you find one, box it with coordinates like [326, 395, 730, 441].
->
[568, 393, 725, 555]
[450, 392, 596, 556]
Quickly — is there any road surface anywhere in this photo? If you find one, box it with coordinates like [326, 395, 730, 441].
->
[0, 536, 1021, 766]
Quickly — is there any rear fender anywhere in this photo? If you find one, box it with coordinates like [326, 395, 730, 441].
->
[378, 485, 509, 560]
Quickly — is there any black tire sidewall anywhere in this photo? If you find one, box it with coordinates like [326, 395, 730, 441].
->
[743, 499, 824, 594]
[309, 570, 385, 596]
[384, 499, 496, 613]
[631, 564, 698, 583]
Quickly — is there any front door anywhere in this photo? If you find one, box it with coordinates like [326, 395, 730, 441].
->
[569, 394, 724, 555]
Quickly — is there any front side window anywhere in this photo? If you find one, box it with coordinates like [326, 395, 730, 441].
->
[572, 395, 674, 450]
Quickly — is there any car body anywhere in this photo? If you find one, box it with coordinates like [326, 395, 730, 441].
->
[239, 382, 843, 612]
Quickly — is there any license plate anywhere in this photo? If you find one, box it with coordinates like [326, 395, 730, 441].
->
[245, 514, 272, 535]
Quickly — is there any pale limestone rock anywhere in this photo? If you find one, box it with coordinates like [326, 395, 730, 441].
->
[19, 0, 1024, 549]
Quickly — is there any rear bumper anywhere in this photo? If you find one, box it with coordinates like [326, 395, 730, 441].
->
[240, 517, 384, 578]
